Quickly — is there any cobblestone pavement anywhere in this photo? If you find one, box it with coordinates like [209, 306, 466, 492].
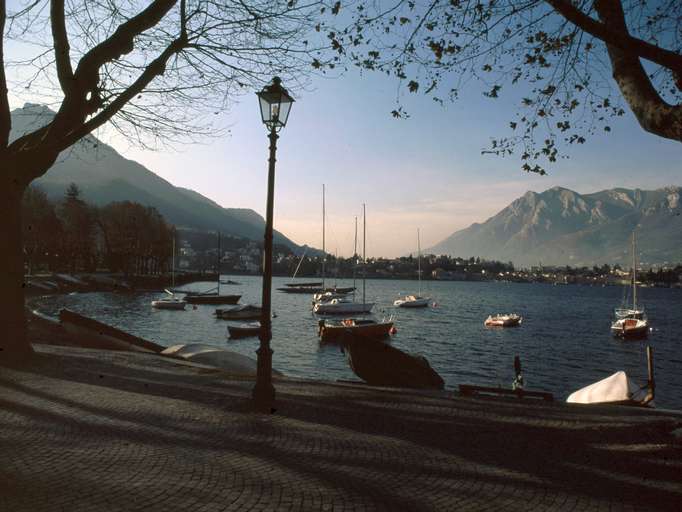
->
[1, 345, 681, 512]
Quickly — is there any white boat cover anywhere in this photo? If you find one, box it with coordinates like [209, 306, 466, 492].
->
[161, 343, 282, 376]
[566, 371, 647, 404]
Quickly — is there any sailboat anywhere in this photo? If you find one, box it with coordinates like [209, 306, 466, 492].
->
[610, 232, 649, 339]
[152, 235, 187, 310]
[394, 229, 430, 308]
[311, 185, 354, 304]
[314, 204, 373, 315]
[184, 232, 241, 305]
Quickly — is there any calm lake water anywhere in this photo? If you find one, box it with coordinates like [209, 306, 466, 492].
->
[32, 276, 682, 409]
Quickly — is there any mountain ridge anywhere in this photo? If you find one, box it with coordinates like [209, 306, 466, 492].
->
[11, 104, 303, 251]
[427, 185, 682, 267]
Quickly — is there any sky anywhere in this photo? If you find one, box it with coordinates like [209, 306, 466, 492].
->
[5, 2, 681, 257]
[105, 69, 680, 257]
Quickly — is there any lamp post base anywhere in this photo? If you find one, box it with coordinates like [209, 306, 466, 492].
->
[252, 345, 276, 412]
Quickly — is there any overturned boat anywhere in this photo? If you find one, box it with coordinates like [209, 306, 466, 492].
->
[566, 346, 655, 407]
[343, 337, 444, 390]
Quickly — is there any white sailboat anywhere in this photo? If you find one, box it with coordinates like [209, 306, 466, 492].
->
[314, 204, 373, 315]
[312, 185, 355, 305]
[152, 235, 187, 310]
[611, 232, 649, 338]
[394, 228, 430, 308]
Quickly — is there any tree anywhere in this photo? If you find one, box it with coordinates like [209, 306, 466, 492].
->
[335, 0, 681, 173]
[0, 0, 329, 362]
[59, 184, 96, 272]
[22, 185, 63, 274]
[98, 201, 173, 275]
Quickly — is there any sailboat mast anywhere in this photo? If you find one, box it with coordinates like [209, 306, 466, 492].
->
[217, 231, 221, 294]
[322, 184, 326, 291]
[171, 234, 175, 288]
[362, 203, 366, 305]
[417, 228, 421, 296]
[353, 216, 357, 301]
[632, 232, 637, 311]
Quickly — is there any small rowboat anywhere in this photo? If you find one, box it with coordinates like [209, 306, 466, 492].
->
[318, 317, 394, 343]
[215, 304, 262, 320]
[484, 314, 522, 327]
[227, 322, 261, 339]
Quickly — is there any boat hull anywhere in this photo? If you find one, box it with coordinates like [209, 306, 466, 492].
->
[320, 320, 393, 343]
[59, 309, 163, 353]
[151, 299, 186, 310]
[216, 305, 262, 320]
[344, 338, 444, 390]
[228, 323, 261, 339]
[484, 315, 522, 327]
[394, 297, 430, 308]
[185, 294, 241, 305]
[313, 302, 374, 315]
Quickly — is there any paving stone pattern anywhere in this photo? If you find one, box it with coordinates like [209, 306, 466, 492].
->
[1, 345, 681, 511]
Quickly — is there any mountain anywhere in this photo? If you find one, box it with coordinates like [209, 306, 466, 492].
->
[10, 103, 303, 251]
[427, 186, 682, 267]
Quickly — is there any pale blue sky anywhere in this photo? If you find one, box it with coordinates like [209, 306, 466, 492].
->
[5, 2, 681, 256]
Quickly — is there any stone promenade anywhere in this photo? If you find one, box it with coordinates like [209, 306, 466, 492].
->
[1, 345, 681, 511]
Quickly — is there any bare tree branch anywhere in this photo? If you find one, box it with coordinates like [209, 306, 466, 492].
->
[546, 0, 682, 76]
[0, 0, 10, 150]
[50, 0, 73, 96]
[595, 0, 682, 142]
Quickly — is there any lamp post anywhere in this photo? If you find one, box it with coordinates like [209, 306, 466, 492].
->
[253, 77, 294, 411]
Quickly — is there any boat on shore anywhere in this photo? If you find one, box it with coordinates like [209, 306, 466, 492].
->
[343, 337, 444, 390]
[215, 304, 262, 320]
[566, 346, 655, 406]
[227, 322, 261, 339]
[318, 317, 394, 343]
[484, 314, 522, 327]
[59, 309, 163, 353]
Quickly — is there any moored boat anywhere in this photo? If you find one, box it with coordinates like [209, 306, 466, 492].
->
[484, 314, 522, 327]
[318, 317, 394, 343]
[185, 293, 241, 305]
[611, 232, 649, 339]
[151, 237, 186, 310]
[215, 304, 262, 320]
[227, 322, 261, 339]
[313, 297, 374, 315]
[394, 295, 430, 308]
[152, 294, 187, 310]
[394, 229, 431, 309]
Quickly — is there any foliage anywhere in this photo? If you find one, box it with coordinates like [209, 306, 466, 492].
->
[22, 184, 174, 275]
[59, 184, 97, 271]
[325, 0, 682, 173]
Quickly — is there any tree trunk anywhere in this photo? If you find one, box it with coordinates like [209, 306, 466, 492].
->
[0, 177, 34, 364]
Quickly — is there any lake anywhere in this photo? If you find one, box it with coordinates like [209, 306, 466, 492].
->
[32, 276, 682, 409]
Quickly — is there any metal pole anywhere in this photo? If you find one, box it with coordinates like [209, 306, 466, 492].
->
[253, 125, 278, 411]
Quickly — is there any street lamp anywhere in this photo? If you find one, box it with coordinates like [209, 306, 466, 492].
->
[253, 77, 294, 411]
